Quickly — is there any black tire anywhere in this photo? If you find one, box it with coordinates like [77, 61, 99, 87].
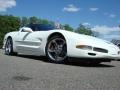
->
[5, 38, 16, 55]
[45, 35, 67, 63]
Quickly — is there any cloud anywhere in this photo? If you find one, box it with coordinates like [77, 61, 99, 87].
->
[104, 13, 117, 19]
[109, 14, 116, 18]
[82, 22, 91, 26]
[0, 0, 16, 12]
[89, 8, 98, 11]
[92, 25, 120, 34]
[107, 35, 120, 38]
[92, 25, 120, 40]
[102, 34, 120, 40]
[63, 4, 80, 12]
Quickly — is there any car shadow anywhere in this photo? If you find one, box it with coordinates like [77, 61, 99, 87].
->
[17, 55, 115, 68]
[64, 61, 115, 68]
[17, 54, 48, 62]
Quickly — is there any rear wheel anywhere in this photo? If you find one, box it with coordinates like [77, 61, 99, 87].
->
[45, 36, 67, 63]
[5, 38, 16, 55]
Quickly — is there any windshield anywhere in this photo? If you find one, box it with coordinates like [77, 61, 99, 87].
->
[26, 24, 55, 31]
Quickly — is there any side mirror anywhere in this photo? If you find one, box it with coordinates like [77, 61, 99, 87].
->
[22, 27, 33, 33]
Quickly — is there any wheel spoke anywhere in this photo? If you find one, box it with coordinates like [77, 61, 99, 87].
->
[48, 49, 56, 53]
[51, 40, 58, 47]
[54, 54, 59, 61]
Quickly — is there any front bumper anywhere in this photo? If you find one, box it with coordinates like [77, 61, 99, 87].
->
[68, 49, 120, 60]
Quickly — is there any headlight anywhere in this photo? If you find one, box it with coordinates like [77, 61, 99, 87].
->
[76, 45, 92, 50]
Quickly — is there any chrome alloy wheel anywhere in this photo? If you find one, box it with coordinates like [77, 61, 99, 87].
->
[46, 37, 67, 62]
[5, 38, 12, 55]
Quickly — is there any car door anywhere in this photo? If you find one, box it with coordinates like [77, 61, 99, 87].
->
[15, 27, 42, 55]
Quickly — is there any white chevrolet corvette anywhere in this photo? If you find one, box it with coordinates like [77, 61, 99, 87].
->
[2, 24, 120, 64]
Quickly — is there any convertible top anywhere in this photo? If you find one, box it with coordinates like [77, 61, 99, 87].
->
[26, 24, 55, 31]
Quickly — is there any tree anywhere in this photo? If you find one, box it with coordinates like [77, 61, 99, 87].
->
[0, 15, 20, 48]
[41, 19, 49, 24]
[37, 18, 42, 24]
[21, 17, 28, 27]
[75, 24, 94, 36]
[63, 24, 73, 31]
[29, 16, 38, 24]
[49, 21, 54, 26]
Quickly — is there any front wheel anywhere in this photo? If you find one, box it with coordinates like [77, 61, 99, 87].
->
[45, 36, 67, 63]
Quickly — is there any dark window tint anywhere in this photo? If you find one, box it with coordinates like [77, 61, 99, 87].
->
[26, 24, 55, 31]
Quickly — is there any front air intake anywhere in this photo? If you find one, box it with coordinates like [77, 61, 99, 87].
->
[93, 47, 108, 53]
[88, 53, 96, 56]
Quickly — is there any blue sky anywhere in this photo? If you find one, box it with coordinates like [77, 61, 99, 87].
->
[0, 0, 120, 40]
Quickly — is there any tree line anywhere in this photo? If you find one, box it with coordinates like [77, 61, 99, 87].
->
[0, 15, 97, 48]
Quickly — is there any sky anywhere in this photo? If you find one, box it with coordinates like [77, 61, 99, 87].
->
[0, 0, 120, 41]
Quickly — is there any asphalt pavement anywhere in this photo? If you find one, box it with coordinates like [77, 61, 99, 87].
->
[0, 49, 120, 90]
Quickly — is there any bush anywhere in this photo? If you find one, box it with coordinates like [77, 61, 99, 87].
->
[0, 15, 20, 48]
